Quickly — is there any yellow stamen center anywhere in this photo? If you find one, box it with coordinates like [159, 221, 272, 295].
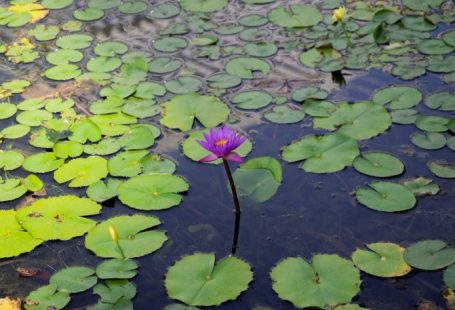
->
[215, 138, 228, 146]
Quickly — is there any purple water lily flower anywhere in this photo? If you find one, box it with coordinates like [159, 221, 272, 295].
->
[197, 126, 247, 163]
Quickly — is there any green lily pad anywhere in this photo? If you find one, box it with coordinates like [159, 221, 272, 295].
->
[356, 181, 416, 212]
[233, 156, 282, 203]
[54, 156, 108, 187]
[86, 179, 123, 203]
[0, 103, 18, 119]
[117, 174, 189, 210]
[281, 133, 360, 173]
[118, 1, 147, 14]
[353, 152, 404, 177]
[135, 81, 166, 98]
[150, 4, 180, 19]
[372, 86, 422, 109]
[403, 0, 443, 11]
[165, 76, 202, 94]
[179, 0, 228, 12]
[160, 93, 230, 131]
[24, 284, 70, 310]
[16, 110, 53, 126]
[44, 64, 82, 81]
[87, 56, 122, 73]
[56, 33, 93, 49]
[181, 129, 252, 164]
[153, 37, 187, 53]
[442, 29, 455, 47]
[95, 41, 129, 57]
[404, 240, 455, 271]
[53, 141, 84, 159]
[292, 87, 328, 102]
[1, 124, 30, 139]
[443, 264, 455, 290]
[69, 119, 102, 143]
[410, 132, 446, 150]
[92, 279, 136, 308]
[415, 115, 449, 132]
[231, 90, 273, 110]
[425, 92, 455, 111]
[0, 210, 43, 258]
[264, 105, 305, 124]
[122, 99, 160, 118]
[165, 253, 252, 306]
[402, 177, 440, 196]
[141, 154, 176, 174]
[16, 196, 102, 240]
[428, 160, 455, 178]
[0, 150, 24, 171]
[268, 5, 322, 28]
[302, 99, 337, 117]
[207, 73, 242, 89]
[313, 101, 391, 140]
[28, 24, 59, 41]
[148, 57, 182, 74]
[225, 57, 270, 79]
[352, 242, 412, 277]
[85, 215, 167, 258]
[73, 7, 104, 21]
[108, 150, 148, 177]
[418, 39, 454, 55]
[23, 152, 64, 173]
[96, 259, 138, 279]
[50, 267, 97, 293]
[270, 254, 361, 309]
[244, 42, 277, 57]
[42, 0, 73, 9]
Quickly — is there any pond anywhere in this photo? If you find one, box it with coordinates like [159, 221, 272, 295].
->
[0, 0, 455, 309]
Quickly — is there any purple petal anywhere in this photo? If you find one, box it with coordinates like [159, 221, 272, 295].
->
[199, 154, 220, 162]
[224, 152, 244, 163]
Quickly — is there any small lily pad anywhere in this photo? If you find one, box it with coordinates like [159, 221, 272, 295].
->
[404, 240, 455, 271]
[23, 152, 65, 173]
[50, 267, 97, 293]
[153, 37, 187, 53]
[96, 259, 138, 279]
[165, 253, 253, 306]
[268, 5, 322, 28]
[54, 156, 108, 187]
[352, 242, 412, 277]
[428, 160, 455, 179]
[56, 33, 93, 49]
[410, 132, 446, 150]
[356, 181, 416, 212]
[231, 90, 273, 109]
[372, 86, 422, 109]
[179, 0, 228, 12]
[165, 76, 202, 94]
[402, 177, 440, 196]
[415, 115, 449, 132]
[85, 215, 167, 258]
[44, 64, 82, 81]
[0, 150, 24, 171]
[353, 152, 404, 177]
[264, 105, 305, 124]
[225, 57, 270, 79]
[443, 264, 455, 290]
[24, 284, 70, 310]
[86, 179, 123, 203]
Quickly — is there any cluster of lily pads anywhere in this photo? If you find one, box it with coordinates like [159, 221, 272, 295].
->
[0, 0, 454, 308]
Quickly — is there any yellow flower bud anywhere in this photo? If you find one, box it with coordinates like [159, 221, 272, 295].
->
[108, 225, 119, 243]
[332, 6, 346, 23]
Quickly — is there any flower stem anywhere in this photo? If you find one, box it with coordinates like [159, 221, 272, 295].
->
[115, 241, 126, 259]
[231, 212, 241, 255]
[341, 22, 352, 48]
[222, 159, 241, 215]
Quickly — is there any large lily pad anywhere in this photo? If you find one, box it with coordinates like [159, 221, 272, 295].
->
[16, 196, 102, 240]
[355, 181, 416, 212]
[313, 101, 391, 140]
[0, 210, 43, 258]
[233, 156, 282, 203]
[54, 156, 108, 187]
[85, 215, 167, 258]
[118, 174, 189, 210]
[23, 152, 64, 173]
[160, 93, 230, 131]
[50, 267, 97, 293]
[0, 178, 27, 202]
[404, 240, 455, 271]
[372, 86, 422, 109]
[352, 152, 404, 177]
[281, 133, 359, 173]
[352, 242, 412, 277]
[165, 253, 253, 306]
[270, 254, 361, 309]
[0, 150, 24, 171]
[268, 5, 322, 28]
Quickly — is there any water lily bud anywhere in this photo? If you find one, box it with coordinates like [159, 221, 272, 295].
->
[108, 225, 119, 243]
[332, 6, 346, 23]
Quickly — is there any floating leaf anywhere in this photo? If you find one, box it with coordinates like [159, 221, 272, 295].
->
[44, 64, 82, 81]
[444, 264, 455, 290]
[264, 105, 305, 124]
[0, 210, 43, 258]
[53, 141, 84, 159]
[92, 279, 136, 307]
[281, 133, 359, 173]
[402, 177, 440, 196]
[96, 259, 138, 279]
[425, 92, 455, 111]
[54, 156, 108, 187]
[153, 37, 187, 53]
[160, 93, 230, 131]
[150, 4, 180, 19]
[292, 87, 327, 102]
[117, 174, 189, 210]
[417, 39, 454, 55]
[73, 7, 104, 21]
[0, 179, 27, 202]
[16, 110, 53, 126]
[86, 179, 123, 203]
[313, 101, 391, 140]
[353, 152, 404, 177]
[225, 57, 270, 79]
[207, 73, 241, 89]
[108, 150, 148, 177]
[28, 24, 59, 41]
[148, 57, 182, 74]
[118, 1, 147, 14]
[415, 115, 449, 132]
[85, 215, 167, 258]
[356, 181, 416, 212]
[442, 29, 455, 47]
[270, 255, 361, 308]
[0, 150, 24, 171]
[268, 5, 322, 28]
[56, 33, 93, 49]
[410, 132, 446, 150]
[404, 240, 455, 271]
[231, 90, 273, 110]
[87, 56, 122, 73]
[179, 0, 228, 12]
[233, 157, 282, 203]
[50, 267, 97, 293]
[372, 86, 422, 109]
[165, 253, 252, 306]
[42, 0, 73, 9]
[165, 76, 202, 94]
[1, 124, 30, 139]
[95, 41, 129, 57]
[24, 284, 70, 310]
[352, 243, 412, 277]
[428, 160, 455, 179]
[0, 103, 17, 120]
[16, 196, 102, 240]
[403, 0, 443, 12]
[181, 129, 252, 164]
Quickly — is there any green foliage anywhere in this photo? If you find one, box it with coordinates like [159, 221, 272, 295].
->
[404, 240, 455, 270]
[356, 181, 416, 212]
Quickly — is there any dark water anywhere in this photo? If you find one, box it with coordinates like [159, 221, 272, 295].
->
[1, 1, 455, 309]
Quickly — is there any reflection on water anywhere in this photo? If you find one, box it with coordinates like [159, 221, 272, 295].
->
[0, 1, 454, 309]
